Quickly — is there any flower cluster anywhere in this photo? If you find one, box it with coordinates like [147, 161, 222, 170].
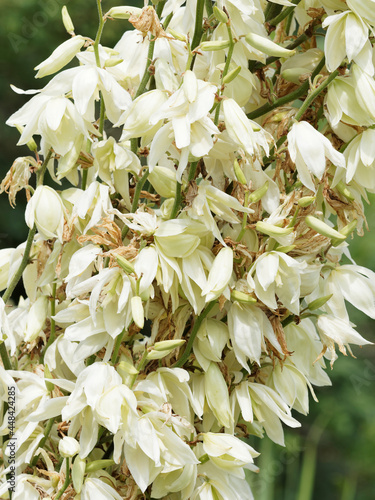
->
[0, 0, 374, 498]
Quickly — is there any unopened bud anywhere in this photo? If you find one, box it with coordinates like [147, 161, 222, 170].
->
[339, 219, 357, 238]
[298, 196, 315, 207]
[305, 215, 346, 242]
[59, 436, 80, 458]
[276, 244, 296, 253]
[245, 33, 295, 58]
[116, 255, 135, 274]
[44, 365, 55, 393]
[281, 67, 310, 84]
[104, 57, 123, 67]
[72, 456, 86, 494]
[168, 28, 187, 42]
[223, 65, 241, 84]
[85, 459, 115, 473]
[62, 6, 74, 34]
[233, 159, 247, 185]
[336, 181, 355, 201]
[117, 360, 139, 376]
[256, 221, 294, 237]
[248, 181, 269, 203]
[147, 339, 185, 359]
[230, 290, 257, 304]
[131, 296, 144, 329]
[106, 6, 142, 19]
[307, 294, 333, 311]
[213, 6, 228, 24]
[200, 40, 231, 51]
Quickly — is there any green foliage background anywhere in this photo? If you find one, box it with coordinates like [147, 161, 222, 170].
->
[0, 1, 374, 498]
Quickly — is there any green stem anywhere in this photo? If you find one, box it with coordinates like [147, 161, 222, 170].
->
[111, 328, 125, 365]
[264, 2, 283, 23]
[0, 343, 12, 370]
[94, 0, 106, 67]
[41, 282, 57, 363]
[214, 23, 235, 125]
[55, 458, 71, 500]
[129, 349, 149, 389]
[30, 417, 55, 467]
[122, 169, 150, 239]
[174, 301, 216, 367]
[247, 56, 325, 120]
[81, 169, 88, 190]
[170, 182, 182, 219]
[236, 192, 249, 242]
[205, 0, 213, 17]
[188, 161, 199, 182]
[294, 69, 339, 121]
[135, 37, 156, 99]
[36, 149, 53, 187]
[2, 226, 37, 305]
[268, 0, 302, 26]
[191, 0, 205, 50]
[98, 94, 106, 137]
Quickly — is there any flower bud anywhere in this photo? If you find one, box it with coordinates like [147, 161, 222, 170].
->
[213, 6, 229, 24]
[256, 221, 294, 238]
[305, 215, 346, 242]
[338, 219, 357, 238]
[148, 166, 177, 198]
[233, 159, 247, 185]
[62, 6, 75, 34]
[58, 436, 80, 458]
[205, 362, 233, 428]
[223, 65, 242, 84]
[230, 290, 257, 304]
[106, 6, 142, 19]
[248, 181, 269, 203]
[72, 456, 86, 494]
[116, 255, 135, 274]
[147, 339, 185, 359]
[25, 186, 65, 242]
[336, 181, 355, 201]
[168, 28, 187, 42]
[245, 33, 295, 58]
[131, 296, 144, 329]
[307, 294, 333, 311]
[298, 196, 315, 207]
[200, 40, 231, 51]
[85, 459, 115, 473]
[104, 57, 124, 67]
[44, 365, 55, 393]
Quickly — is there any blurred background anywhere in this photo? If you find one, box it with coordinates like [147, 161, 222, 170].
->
[0, 1, 374, 498]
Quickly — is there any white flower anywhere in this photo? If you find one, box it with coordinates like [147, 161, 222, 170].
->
[343, 127, 375, 189]
[81, 478, 123, 500]
[148, 70, 219, 181]
[201, 247, 233, 302]
[222, 98, 271, 158]
[323, 11, 373, 75]
[247, 252, 305, 315]
[34, 35, 86, 78]
[25, 186, 65, 242]
[287, 121, 345, 191]
[58, 436, 80, 458]
[317, 314, 372, 367]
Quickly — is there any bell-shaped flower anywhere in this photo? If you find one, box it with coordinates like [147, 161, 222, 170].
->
[7, 93, 93, 156]
[62, 362, 138, 457]
[25, 186, 65, 242]
[201, 247, 233, 302]
[247, 251, 305, 315]
[317, 314, 372, 367]
[193, 318, 229, 371]
[284, 319, 331, 387]
[58, 436, 80, 458]
[151, 463, 197, 499]
[116, 89, 168, 142]
[287, 121, 345, 191]
[148, 70, 219, 181]
[204, 362, 233, 429]
[34, 35, 86, 78]
[222, 98, 272, 159]
[92, 136, 141, 208]
[228, 301, 283, 369]
[321, 264, 375, 322]
[232, 382, 300, 446]
[343, 128, 375, 189]
[201, 432, 259, 478]
[323, 11, 373, 75]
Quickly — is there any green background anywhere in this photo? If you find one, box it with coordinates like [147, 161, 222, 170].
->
[0, 1, 374, 498]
